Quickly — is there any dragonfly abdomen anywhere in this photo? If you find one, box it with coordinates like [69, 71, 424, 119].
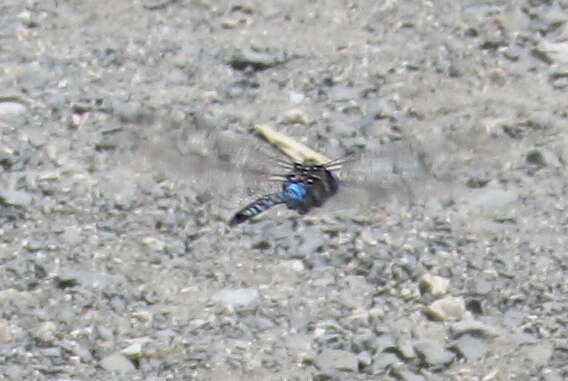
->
[228, 192, 289, 226]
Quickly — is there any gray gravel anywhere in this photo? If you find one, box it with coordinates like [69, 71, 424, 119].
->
[1, 0, 568, 380]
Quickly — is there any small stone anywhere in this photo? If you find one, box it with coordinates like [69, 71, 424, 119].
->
[451, 334, 487, 361]
[375, 334, 397, 353]
[100, 352, 136, 373]
[212, 288, 259, 310]
[285, 334, 312, 356]
[328, 85, 359, 102]
[0, 319, 13, 344]
[550, 64, 568, 87]
[122, 338, 152, 360]
[280, 259, 305, 272]
[288, 91, 305, 104]
[55, 271, 116, 289]
[220, 17, 240, 29]
[66, 340, 94, 362]
[503, 309, 524, 329]
[284, 108, 311, 125]
[141, 0, 174, 10]
[97, 326, 115, 341]
[396, 337, 417, 359]
[226, 47, 286, 71]
[142, 237, 165, 251]
[68, 112, 85, 129]
[449, 320, 499, 338]
[39, 347, 62, 357]
[0, 189, 32, 207]
[426, 296, 466, 321]
[373, 352, 400, 370]
[315, 348, 359, 372]
[358, 351, 372, 367]
[131, 311, 153, 322]
[0, 101, 27, 122]
[419, 274, 450, 297]
[526, 148, 561, 168]
[391, 368, 426, 381]
[414, 340, 455, 367]
[533, 41, 568, 65]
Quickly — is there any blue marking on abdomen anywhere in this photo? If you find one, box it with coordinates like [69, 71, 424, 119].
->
[285, 182, 307, 201]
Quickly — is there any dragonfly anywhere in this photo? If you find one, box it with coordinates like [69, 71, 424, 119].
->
[127, 114, 431, 226]
[225, 124, 431, 226]
[229, 158, 344, 225]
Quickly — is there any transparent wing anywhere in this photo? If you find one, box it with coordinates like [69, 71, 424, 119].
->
[124, 112, 288, 208]
[324, 138, 435, 213]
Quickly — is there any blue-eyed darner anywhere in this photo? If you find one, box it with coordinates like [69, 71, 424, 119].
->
[128, 112, 432, 225]
[229, 159, 343, 225]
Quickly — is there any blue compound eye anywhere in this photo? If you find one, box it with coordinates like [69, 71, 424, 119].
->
[285, 182, 307, 201]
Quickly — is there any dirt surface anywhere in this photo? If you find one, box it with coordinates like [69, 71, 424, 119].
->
[1, 0, 568, 380]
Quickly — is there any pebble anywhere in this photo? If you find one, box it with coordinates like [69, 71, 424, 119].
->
[0, 189, 32, 207]
[375, 334, 397, 353]
[425, 296, 466, 322]
[328, 85, 359, 102]
[414, 340, 455, 367]
[288, 91, 305, 104]
[55, 271, 116, 289]
[100, 352, 136, 373]
[112, 100, 150, 124]
[226, 47, 286, 71]
[451, 334, 487, 361]
[142, 237, 166, 252]
[372, 352, 399, 371]
[450, 320, 499, 338]
[391, 368, 426, 381]
[550, 64, 568, 88]
[526, 147, 562, 168]
[0, 319, 13, 344]
[39, 347, 62, 357]
[284, 108, 311, 125]
[315, 348, 359, 372]
[396, 336, 417, 359]
[212, 288, 259, 310]
[285, 334, 312, 354]
[534, 41, 568, 65]
[358, 351, 372, 368]
[97, 326, 114, 341]
[419, 274, 450, 297]
[65, 340, 94, 362]
[141, 0, 174, 10]
[122, 340, 149, 360]
[0, 101, 26, 122]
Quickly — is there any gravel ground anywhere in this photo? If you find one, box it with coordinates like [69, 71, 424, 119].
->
[1, 1, 568, 380]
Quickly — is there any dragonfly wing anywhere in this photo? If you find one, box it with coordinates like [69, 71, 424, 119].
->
[126, 118, 287, 211]
[325, 139, 435, 212]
